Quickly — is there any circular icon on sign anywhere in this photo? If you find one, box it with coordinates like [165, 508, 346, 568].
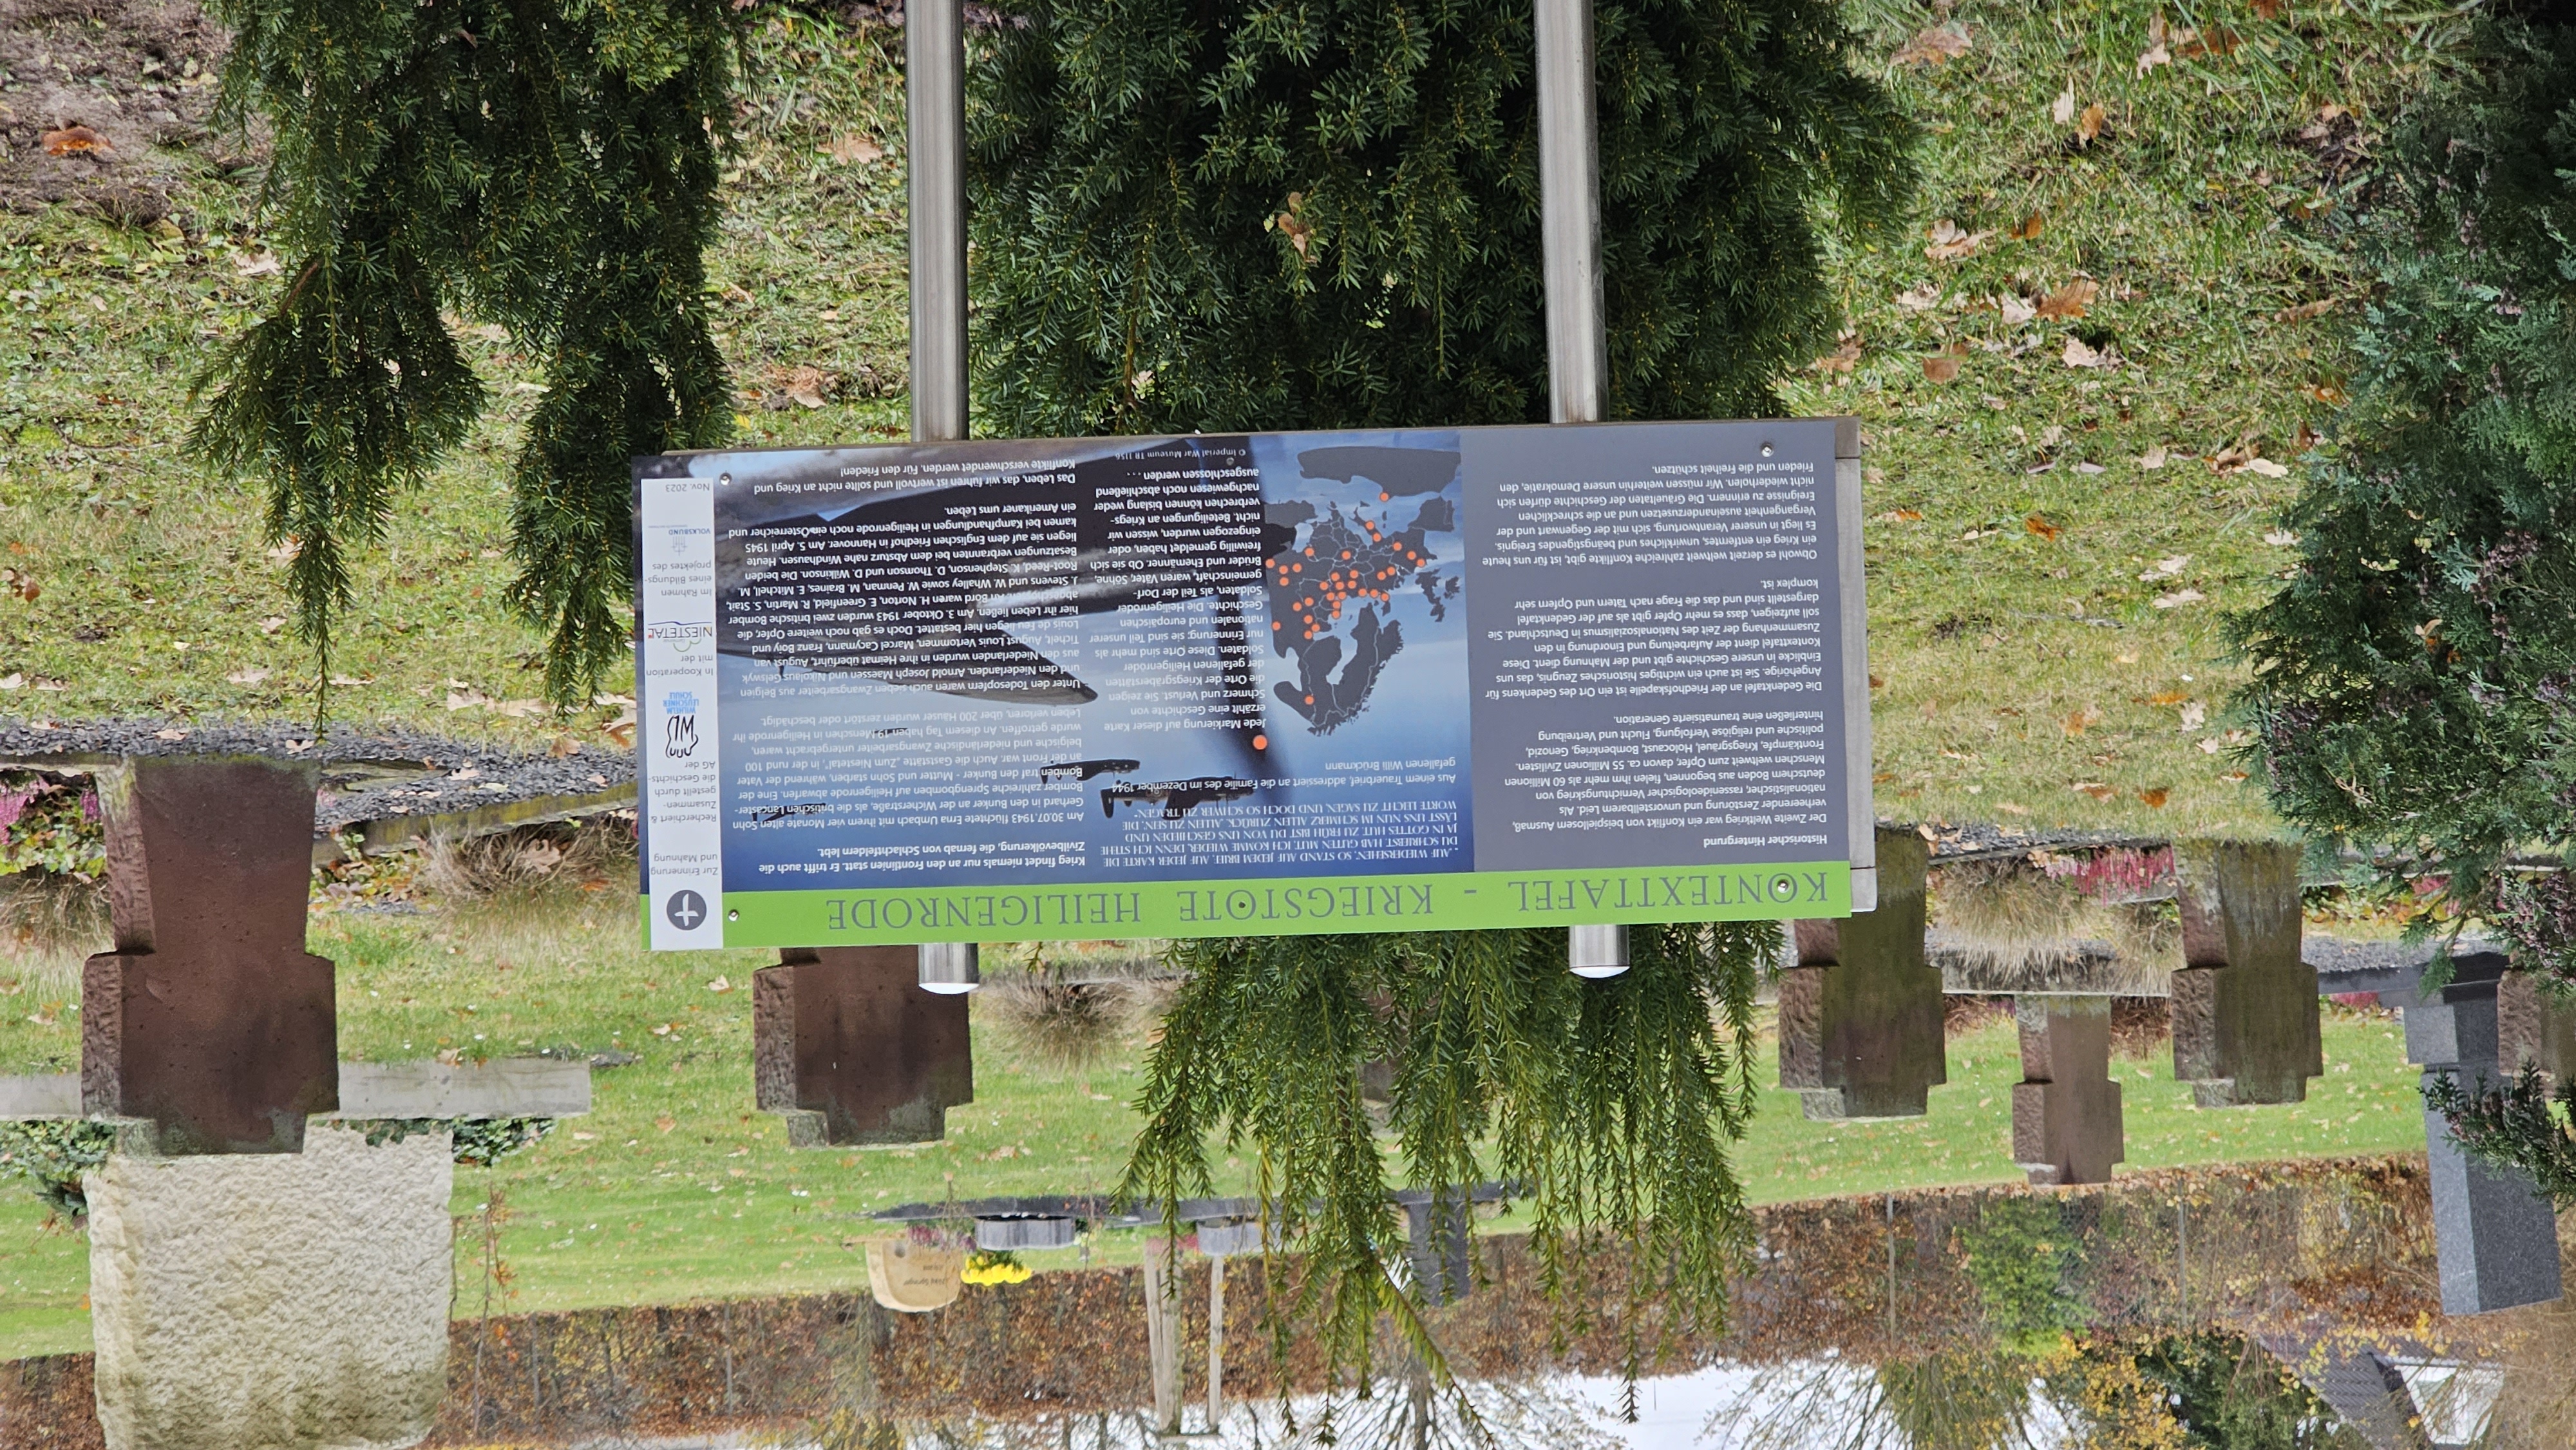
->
[665, 889, 710, 930]
[1767, 873, 1798, 903]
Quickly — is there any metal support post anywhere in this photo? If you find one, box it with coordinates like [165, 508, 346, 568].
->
[1535, 0, 1605, 425]
[909, 0, 970, 983]
[908, 0, 969, 443]
[1539, 0, 1618, 973]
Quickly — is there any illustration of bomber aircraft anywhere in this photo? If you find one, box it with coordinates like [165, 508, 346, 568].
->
[710, 463, 1292, 709]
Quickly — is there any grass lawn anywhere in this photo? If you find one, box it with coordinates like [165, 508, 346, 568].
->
[0, 0, 2488, 833]
[0, 883, 2431, 1359]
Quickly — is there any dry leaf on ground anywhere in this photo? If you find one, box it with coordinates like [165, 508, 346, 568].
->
[2061, 336, 2117, 368]
[1925, 219, 1993, 261]
[1895, 282, 1943, 312]
[826, 133, 882, 164]
[234, 252, 283, 278]
[2276, 299, 2335, 323]
[2063, 704, 2103, 737]
[41, 126, 110, 156]
[2078, 102, 2106, 144]
[1812, 337, 1861, 374]
[1923, 355, 1961, 383]
[2036, 279, 2099, 319]
[2152, 588, 2206, 609]
[2138, 787, 2172, 808]
[2262, 528, 2298, 546]
[2073, 782, 2117, 801]
[2136, 12, 2173, 74]
[1893, 21, 1972, 66]
[2138, 554, 2190, 581]
[2052, 88, 2076, 125]
[225, 666, 270, 685]
[2242, 457, 2289, 477]
[2025, 514, 2061, 540]
[2009, 212, 2044, 240]
[1998, 293, 2037, 326]
[259, 616, 287, 634]
[2179, 701, 2206, 729]
[2139, 445, 2169, 469]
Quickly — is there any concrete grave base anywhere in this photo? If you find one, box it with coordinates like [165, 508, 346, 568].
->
[85, 1121, 453, 1450]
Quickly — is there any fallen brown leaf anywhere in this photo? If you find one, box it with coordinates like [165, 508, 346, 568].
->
[1875, 509, 1924, 523]
[2138, 787, 2171, 807]
[2179, 24, 2237, 59]
[2074, 782, 2117, 801]
[2052, 88, 2076, 126]
[1812, 337, 1861, 374]
[2078, 102, 2106, 144]
[2063, 704, 2103, 737]
[1925, 218, 1993, 262]
[2136, 12, 2173, 75]
[2024, 514, 2060, 541]
[41, 126, 110, 157]
[826, 133, 883, 165]
[2036, 279, 2099, 319]
[1922, 355, 1961, 384]
[2061, 336, 2117, 368]
[2275, 298, 2336, 323]
[1893, 21, 1972, 66]
[2009, 212, 2045, 241]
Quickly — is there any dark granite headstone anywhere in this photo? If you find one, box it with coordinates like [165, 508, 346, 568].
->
[1779, 827, 1945, 1120]
[2170, 839, 2321, 1107]
[1399, 1189, 1473, 1306]
[81, 756, 337, 1154]
[2010, 995, 2123, 1186]
[753, 946, 972, 1145]
[2401, 954, 2564, 1316]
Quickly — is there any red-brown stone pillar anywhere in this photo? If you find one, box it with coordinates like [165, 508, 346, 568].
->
[754, 946, 972, 1145]
[80, 756, 337, 1154]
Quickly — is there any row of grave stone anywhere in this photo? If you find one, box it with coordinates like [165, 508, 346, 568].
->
[1783, 826, 2568, 1319]
[5, 757, 2562, 1450]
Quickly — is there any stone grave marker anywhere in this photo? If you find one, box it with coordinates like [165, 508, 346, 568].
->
[754, 945, 974, 1145]
[2170, 839, 2322, 1107]
[1779, 826, 1945, 1120]
[2010, 995, 2124, 1186]
[0, 753, 594, 1450]
[2400, 952, 2564, 1316]
[83, 755, 337, 1153]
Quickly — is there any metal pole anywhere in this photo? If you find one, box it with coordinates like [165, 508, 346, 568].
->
[1207, 1253, 1226, 1427]
[1535, 0, 1604, 426]
[1539, 0, 1619, 972]
[908, 0, 967, 987]
[908, 0, 969, 444]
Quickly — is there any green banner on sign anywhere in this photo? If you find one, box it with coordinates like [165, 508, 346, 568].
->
[712, 862, 1850, 946]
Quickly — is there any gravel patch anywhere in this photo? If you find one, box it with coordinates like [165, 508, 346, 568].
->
[0, 716, 634, 836]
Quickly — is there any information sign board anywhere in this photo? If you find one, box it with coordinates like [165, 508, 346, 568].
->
[636, 419, 1871, 949]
